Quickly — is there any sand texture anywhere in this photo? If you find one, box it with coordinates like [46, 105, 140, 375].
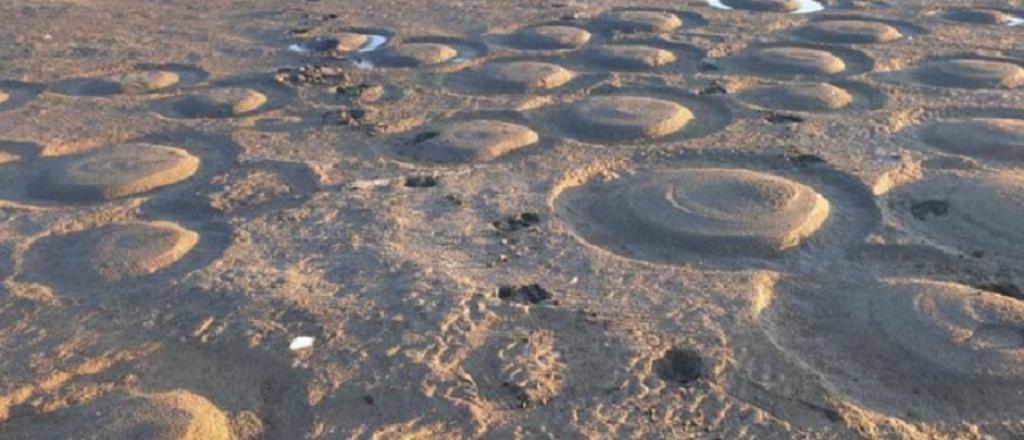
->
[2, 1, 1024, 440]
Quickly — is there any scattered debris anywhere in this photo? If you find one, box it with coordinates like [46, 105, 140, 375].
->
[492, 212, 541, 232]
[343, 83, 385, 102]
[289, 336, 315, 351]
[404, 175, 439, 188]
[322, 108, 366, 126]
[698, 81, 728, 95]
[446, 194, 466, 206]
[764, 112, 805, 124]
[275, 64, 353, 86]
[498, 284, 553, 304]
[783, 147, 827, 167]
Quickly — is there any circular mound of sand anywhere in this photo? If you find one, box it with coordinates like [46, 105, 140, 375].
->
[946, 173, 1024, 244]
[589, 45, 677, 69]
[874, 280, 1024, 378]
[174, 88, 268, 118]
[484, 61, 574, 91]
[796, 20, 903, 44]
[558, 169, 830, 257]
[39, 143, 199, 201]
[745, 47, 847, 75]
[945, 9, 1011, 25]
[0, 89, 9, 105]
[890, 172, 1024, 261]
[597, 10, 683, 33]
[567, 96, 693, 141]
[914, 59, 1024, 89]
[744, 83, 854, 111]
[382, 43, 458, 67]
[512, 25, 592, 49]
[721, 0, 802, 12]
[921, 118, 1024, 161]
[396, 120, 539, 163]
[114, 71, 180, 94]
[4, 391, 231, 440]
[335, 32, 370, 51]
[85, 222, 199, 282]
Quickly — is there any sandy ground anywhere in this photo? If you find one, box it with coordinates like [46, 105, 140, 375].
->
[2, 0, 1024, 439]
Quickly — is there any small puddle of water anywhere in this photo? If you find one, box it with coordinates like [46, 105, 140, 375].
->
[360, 35, 389, 52]
[1008, 15, 1024, 26]
[707, 0, 824, 14]
[349, 43, 479, 70]
[288, 34, 389, 54]
[351, 58, 377, 70]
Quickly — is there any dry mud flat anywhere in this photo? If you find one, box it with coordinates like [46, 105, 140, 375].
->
[2, 0, 1024, 440]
